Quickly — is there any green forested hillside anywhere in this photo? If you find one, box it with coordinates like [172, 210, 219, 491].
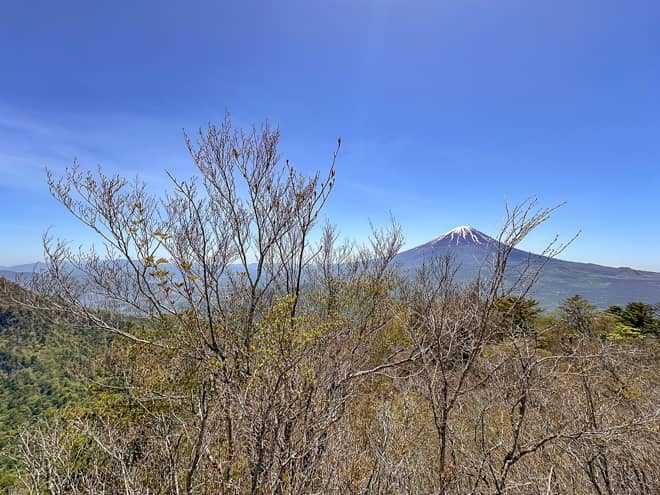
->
[0, 278, 109, 489]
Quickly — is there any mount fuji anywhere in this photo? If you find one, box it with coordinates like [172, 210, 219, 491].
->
[395, 226, 660, 309]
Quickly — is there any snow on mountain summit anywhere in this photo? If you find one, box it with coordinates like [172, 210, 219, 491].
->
[431, 226, 494, 245]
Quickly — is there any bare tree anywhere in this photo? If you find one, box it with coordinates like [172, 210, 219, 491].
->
[16, 116, 419, 494]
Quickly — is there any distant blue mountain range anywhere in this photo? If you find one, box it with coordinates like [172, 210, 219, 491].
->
[3, 226, 659, 310]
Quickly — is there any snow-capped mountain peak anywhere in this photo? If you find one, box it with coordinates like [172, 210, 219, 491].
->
[443, 225, 479, 241]
[431, 225, 493, 245]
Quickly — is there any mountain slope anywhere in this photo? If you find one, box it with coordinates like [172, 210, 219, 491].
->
[395, 226, 660, 309]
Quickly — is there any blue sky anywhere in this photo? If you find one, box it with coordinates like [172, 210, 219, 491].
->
[1, 0, 659, 269]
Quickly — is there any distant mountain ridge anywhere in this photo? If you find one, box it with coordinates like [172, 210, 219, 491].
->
[3, 226, 660, 309]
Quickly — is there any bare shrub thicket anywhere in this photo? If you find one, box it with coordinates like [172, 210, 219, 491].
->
[11, 117, 659, 494]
